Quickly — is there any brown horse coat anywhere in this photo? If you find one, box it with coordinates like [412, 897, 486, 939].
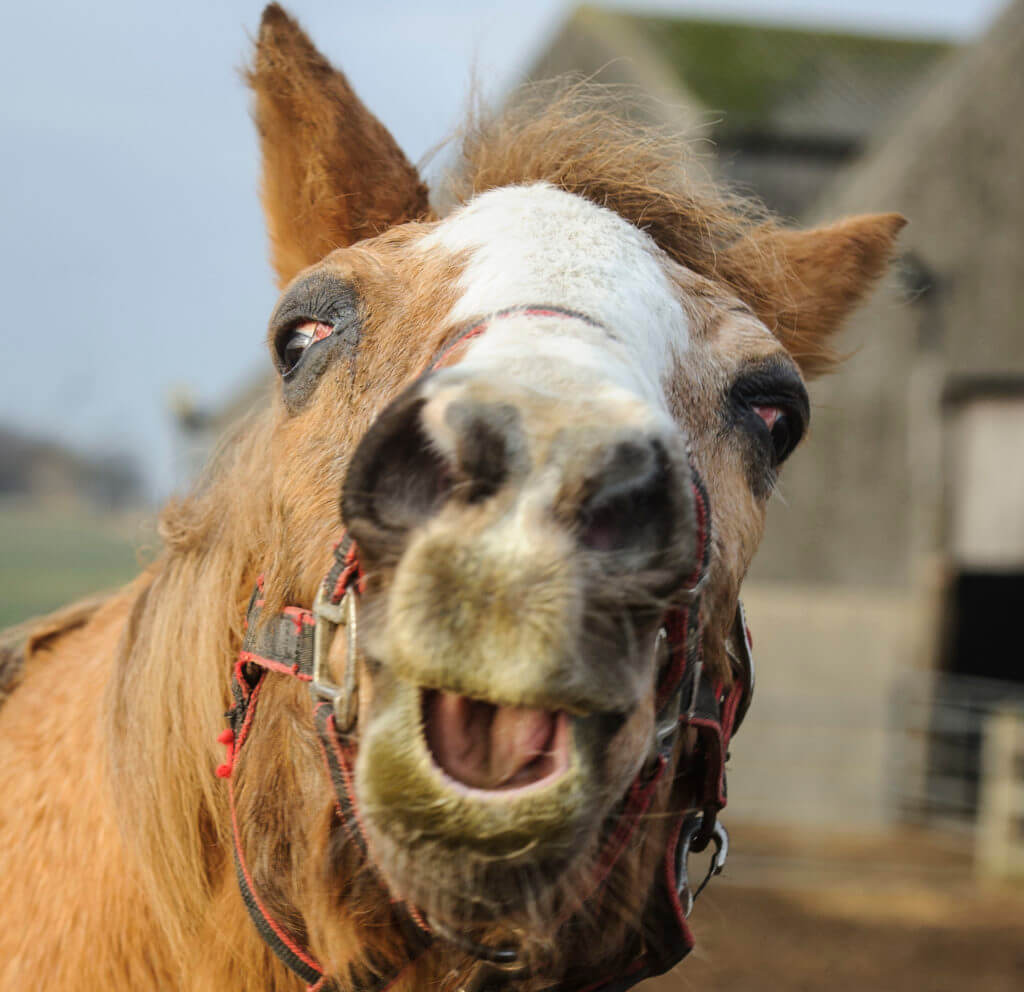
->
[0, 6, 904, 991]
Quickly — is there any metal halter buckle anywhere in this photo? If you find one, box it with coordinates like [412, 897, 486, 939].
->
[311, 585, 360, 732]
[675, 812, 730, 917]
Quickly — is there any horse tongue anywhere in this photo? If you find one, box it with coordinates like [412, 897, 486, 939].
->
[490, 704, 557, 785]
[425, 690, 564, 791]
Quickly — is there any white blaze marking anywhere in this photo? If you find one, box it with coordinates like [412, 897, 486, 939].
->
[420, 183, 688, 408]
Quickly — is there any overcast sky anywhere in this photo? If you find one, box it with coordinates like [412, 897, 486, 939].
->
[0, 0, 1009, 500]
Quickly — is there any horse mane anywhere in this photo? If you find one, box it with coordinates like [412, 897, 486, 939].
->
[101, 409, 281, 958]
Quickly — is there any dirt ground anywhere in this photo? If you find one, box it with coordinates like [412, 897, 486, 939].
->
[643, 823, 1024, 992]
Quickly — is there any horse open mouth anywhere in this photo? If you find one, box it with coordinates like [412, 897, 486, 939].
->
[422, 689, 572, 796]
[353, 673, 596, 916]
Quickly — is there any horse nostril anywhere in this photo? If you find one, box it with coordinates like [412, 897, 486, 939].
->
[578, 440, 675, 554]
[341, 385, 454, 556]
[444, 399, 524, 505]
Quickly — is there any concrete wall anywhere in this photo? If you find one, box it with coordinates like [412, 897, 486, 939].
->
[725, 582, 933, 828]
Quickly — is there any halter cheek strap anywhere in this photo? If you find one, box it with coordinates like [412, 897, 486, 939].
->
[218, 541, 432, 992]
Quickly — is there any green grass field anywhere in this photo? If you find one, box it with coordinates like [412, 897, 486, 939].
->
[0, 503, 154, 629]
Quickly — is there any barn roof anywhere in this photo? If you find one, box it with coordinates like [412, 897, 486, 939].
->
[628, 13, 951, 145]
[525, 6, 954, 217]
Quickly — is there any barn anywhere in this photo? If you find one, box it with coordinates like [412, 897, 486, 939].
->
[523, 2, 1024, 833]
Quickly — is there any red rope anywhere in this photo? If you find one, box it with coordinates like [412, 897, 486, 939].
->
[228, 773, 326, 977]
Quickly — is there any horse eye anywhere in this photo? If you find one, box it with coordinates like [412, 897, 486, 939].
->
[277, 320, 333, 375]
[752, 403, 798, 465]
[769, 413, 795, 463]
[280, 329, 312, 373]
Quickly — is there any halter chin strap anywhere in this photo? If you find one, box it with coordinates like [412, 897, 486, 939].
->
[216, 306, 755, 991]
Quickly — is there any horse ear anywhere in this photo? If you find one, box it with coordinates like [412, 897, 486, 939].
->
[723, 213, 907, 378]
[247, 4, 431, 287]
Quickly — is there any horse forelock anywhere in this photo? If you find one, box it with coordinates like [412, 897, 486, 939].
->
[447, 82, 811, 333]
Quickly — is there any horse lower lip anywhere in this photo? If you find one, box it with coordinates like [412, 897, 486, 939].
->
[422, 689, 571, 793]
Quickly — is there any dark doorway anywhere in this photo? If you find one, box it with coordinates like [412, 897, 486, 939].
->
[919, 571, 1024, 824]
[945, 571, 1024, 683]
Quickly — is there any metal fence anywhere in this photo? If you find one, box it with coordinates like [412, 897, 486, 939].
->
[890, 670, 1024, 829]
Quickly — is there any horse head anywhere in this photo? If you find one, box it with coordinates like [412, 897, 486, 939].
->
[202, 6, 905, 987]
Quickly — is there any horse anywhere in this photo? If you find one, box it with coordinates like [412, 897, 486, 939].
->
[0, 5, 904, 991]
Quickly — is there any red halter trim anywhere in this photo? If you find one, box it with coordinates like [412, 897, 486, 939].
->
[221, 558, 430, 992]
[218, 306, 752, 992]
[428, 305, 605, 370]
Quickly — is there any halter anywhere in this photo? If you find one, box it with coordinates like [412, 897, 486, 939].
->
[216, 307, 755, 992]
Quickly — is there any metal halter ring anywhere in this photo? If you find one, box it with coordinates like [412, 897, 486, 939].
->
[675, 812, 730, 917]
[311, 586, 360, 732]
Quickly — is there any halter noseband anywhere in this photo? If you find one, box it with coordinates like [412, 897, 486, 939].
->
[216, 307, 755, 992]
